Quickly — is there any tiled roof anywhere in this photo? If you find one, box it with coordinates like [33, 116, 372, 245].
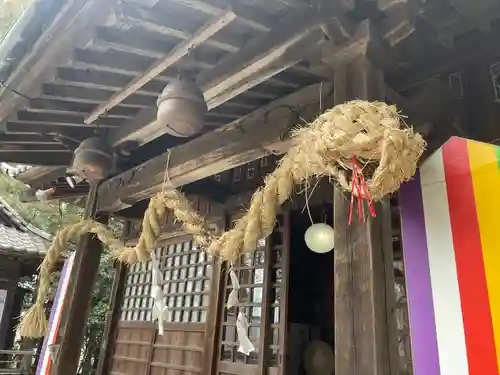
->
[0, 197, 50, 257]
[0, 163, 31, 177]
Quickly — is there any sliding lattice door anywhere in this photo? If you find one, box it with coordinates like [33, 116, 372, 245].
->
[216, 212, 290, 375]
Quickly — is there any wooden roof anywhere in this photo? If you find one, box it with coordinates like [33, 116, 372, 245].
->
[0, 0, 499, 203]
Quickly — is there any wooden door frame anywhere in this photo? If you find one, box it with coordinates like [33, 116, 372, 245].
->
[206, 208, 292, 375]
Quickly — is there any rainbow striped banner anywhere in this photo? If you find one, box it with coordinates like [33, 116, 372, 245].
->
[35, 252, 76, 375]
[400, 136, 500, 375]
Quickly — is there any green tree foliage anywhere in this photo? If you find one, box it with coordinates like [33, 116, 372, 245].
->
[0, 0, 32, 41]
[0, 171, 120, 374]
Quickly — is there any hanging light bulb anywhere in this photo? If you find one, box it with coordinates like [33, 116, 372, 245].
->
[304, 223, 335, 253]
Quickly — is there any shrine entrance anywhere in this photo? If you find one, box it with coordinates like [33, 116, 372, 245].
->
[215, 203, 334, 375]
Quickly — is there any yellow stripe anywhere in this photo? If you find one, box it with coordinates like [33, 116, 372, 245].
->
[468, 139, 500, 369]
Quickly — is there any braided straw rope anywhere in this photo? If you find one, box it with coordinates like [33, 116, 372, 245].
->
[18, 100, 425, 338]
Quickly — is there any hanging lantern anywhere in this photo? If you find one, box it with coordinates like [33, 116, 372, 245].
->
[72, 137, 114, 184]
[156, 79, 207, 137]
[304, 223, 335, 253]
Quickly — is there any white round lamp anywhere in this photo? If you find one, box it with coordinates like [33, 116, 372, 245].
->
[304, 223, 335, 253]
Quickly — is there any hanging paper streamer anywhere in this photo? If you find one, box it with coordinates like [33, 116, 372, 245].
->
[236, 312, 256, 355]
[227, 269, 240, 309]
[150, 252, 168, 335]
[226, 269, 255, 356]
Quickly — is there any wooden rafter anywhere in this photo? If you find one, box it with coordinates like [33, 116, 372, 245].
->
[0, 0, 121, 124]
[170, 0, 274, 32]
[84, 10, 237, 124]
[197, 8, 320, 103]
[105, 8, 323, 149]
[114, 4, 243, 53]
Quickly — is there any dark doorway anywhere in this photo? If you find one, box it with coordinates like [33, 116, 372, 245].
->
[286, 205, 334, 375]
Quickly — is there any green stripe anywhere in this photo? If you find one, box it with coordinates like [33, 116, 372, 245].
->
[494, 144, 500, 171]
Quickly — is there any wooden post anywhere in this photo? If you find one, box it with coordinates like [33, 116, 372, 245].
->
[332, 55, 392, 375]
[95, 221, 131, 375]
[51, 184, 108, 375]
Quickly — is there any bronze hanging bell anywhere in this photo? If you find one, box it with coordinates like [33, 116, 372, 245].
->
[72, 137, 114, 184]
[156, 78, 207, 137]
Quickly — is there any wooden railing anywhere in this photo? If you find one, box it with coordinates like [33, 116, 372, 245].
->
[0, 350, 33, 374]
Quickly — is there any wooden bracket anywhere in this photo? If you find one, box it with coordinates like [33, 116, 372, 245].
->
[320, 20, 399, 72]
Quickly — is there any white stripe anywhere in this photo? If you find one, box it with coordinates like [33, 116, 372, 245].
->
[420, 149, 469, 375]
[39, 253, 76, 375]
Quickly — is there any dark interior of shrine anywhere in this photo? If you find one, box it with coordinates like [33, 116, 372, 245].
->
[287, 204, 334, 375]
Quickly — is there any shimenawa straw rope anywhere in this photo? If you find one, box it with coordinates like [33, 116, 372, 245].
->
[18, 100, 425, 338]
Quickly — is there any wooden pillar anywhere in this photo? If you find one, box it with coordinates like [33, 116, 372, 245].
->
[95, 239, 129, 375]
[52, 184, 108, 375]
[331, 39, 392, 375]
[0, 260, 20, 350]
[95, 221, 131, 375]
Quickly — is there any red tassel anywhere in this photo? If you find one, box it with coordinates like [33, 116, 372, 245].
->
[348, 156, 377, 225]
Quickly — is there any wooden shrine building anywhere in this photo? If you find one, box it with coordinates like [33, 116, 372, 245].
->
[2, 0, 500, 374]
[0, 196, 49, 371]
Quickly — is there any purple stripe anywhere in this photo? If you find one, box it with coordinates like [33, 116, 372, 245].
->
[35, 255, 72, 375]
[399, 171, 441, 375]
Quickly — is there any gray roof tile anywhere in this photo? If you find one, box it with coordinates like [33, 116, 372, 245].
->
[0, 197, 50, 257]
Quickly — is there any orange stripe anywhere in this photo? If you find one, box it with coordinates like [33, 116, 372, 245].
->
[468, 139, 500, 372]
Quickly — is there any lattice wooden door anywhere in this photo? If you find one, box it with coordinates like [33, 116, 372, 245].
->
[215, 212, 290, 375]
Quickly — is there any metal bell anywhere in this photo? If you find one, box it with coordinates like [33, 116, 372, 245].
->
[72, 137, 114, 184]
[156, 79, 207, 137]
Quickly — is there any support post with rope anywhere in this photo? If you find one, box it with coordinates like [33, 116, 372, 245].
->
[51, 184, 109, 375]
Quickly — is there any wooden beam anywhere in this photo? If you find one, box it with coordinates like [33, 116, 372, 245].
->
[0, 134, 60, 145]
[84, 10, 237, 124]
[52, 186, 108, 375]
[206, 34, 324, 109]
[197, 8, 320, 103]
[105, 16, 324, 149]
[393, 26, 500, 91]
[0, 144, 69, 152]
[320, 20, 397, 72]
[7, 119, 116, 130]
[15, 110, 122, 128]
[29, 97, 140, 118]
[16, 166, 68, 187]
[0, 152, 72, 166]
[113, 4, 243, 53]
[0, 0, 120, 125]
[97, 81, 334, 211]
[42, 83, 157, 108]
[5, 122, 97, 140]
[171, 0, 274, 32]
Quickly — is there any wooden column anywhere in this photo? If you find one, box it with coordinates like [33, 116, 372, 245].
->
[95, 220, 130, 375]
[52, 184, 108, 375]
[0, 260, 20, 350]
[332, 56, 392, 375]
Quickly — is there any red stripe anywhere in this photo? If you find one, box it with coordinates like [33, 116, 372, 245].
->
[45, 269, 72, 375]
[443, 137, 498, 375]
[45, 299, 65, 375]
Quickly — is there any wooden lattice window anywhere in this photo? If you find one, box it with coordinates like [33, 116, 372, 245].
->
[219, 214, 286, 368]
[121, 262, 153, 321]
[121, 237, 212, 323]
